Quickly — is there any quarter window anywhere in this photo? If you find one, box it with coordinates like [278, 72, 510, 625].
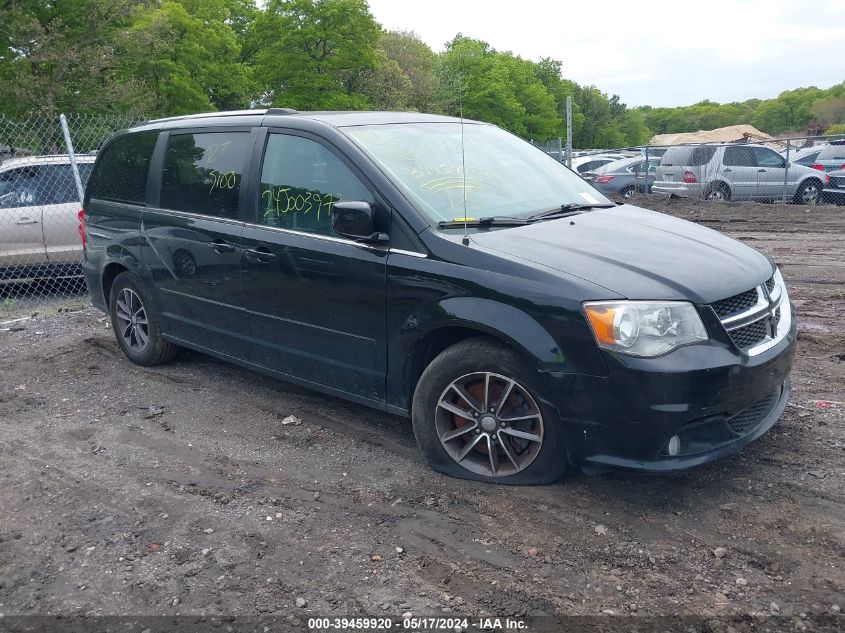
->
[258, 134, 372, 235]
[160, 132, 251, 218]
[87, 132, 157, 204]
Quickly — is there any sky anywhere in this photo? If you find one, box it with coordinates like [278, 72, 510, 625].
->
[366, 0, 845, 108]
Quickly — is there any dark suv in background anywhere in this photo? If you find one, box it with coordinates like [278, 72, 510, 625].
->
[81, 109, 796, 484]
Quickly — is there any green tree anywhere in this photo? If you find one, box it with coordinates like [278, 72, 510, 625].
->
[0, 0, 150, 117]
[125, 0, 252, 115]
[377, 30, 441, 112]
[250, 0, 381, 110]
[438, 36, 561, 141]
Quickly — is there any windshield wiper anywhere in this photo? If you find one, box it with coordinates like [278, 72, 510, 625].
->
[527, 202, 615, 222]
[437, 216, 529, 228]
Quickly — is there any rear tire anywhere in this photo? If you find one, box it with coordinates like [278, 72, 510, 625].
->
[108, 271, 178, 366]
[704, 182, 731, 201]
[619, 185, 636, 199]
[793, 179, 822, 205]
[412, 337, 569, 485]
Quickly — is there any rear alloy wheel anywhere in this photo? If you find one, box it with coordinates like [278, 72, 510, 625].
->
[705, 183, 730, 201]
[412, 338, 568, 484]
[794, 180, 821, 205]
[109, 271, 179, 366]
[619, 185, 636, 199]
[114, 287, 149, 353]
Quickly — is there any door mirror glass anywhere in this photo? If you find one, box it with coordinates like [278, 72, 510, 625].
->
[331, 201, 387, 243]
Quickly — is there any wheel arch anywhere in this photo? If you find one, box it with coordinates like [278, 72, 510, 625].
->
[400, 297, 567, 411]
[100, 246, 152, 303]
[704, 180, 731, 199]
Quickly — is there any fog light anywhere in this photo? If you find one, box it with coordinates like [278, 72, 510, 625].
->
[667, 435, 681, 456]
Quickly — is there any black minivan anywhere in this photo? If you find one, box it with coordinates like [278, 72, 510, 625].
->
[81, 110, 796, 484]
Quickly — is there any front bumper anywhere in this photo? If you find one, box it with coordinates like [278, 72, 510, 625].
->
[822, 187, 845, 205]
[551, 308, 797, 472]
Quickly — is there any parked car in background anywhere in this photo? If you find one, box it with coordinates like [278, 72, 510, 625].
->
[571, 154, 629, 175]
[652, 144, 826, 204]
[812, 140, 845, 173]
[584, 156, 660, 198]
[779, 145, 825, 169]
[822, 168, 845, 205]
[0, 154, 95, 283]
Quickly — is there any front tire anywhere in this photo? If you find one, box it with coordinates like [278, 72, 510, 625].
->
[109, 271, 178, 366]
[412, 338, 569, 485]
[794, 179, 822, 205]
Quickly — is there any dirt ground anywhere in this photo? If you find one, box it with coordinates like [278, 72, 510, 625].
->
[0, 195, 843, 628]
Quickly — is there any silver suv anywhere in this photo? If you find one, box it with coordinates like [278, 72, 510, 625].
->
[652, 144, 826, 204]
[0, 154, 94, 283]
[812, 140, 845, 173]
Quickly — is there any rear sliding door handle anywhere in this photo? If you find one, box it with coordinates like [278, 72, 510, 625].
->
[208, 239, 235, 253]
[723, 168, 733, 173]
[758, 169, 767, 172]
[14, 217, 38, 225]
[244, 247, 276, 263]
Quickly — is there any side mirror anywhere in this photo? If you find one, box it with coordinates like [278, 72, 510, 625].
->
[331, 201, 388, 244]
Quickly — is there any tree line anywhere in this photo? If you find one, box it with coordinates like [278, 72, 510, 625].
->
[1, 0, 842, 149]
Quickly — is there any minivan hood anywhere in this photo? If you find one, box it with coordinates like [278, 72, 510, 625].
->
[470, 205, 773, 303]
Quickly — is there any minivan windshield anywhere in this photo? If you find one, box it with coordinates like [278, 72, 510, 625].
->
[344, 122, 612, 224]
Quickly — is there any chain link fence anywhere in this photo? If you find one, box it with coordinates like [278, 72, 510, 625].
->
[1, 113, 139, 318]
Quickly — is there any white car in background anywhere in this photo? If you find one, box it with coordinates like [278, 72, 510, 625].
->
[0, 154, 94, 283]
[570, 153, 631, 175]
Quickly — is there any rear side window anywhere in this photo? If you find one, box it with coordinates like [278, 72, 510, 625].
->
[794, 150, 821, 166]
[817, 144, 845, 160]
[577, 159, 609, 173]
[160, 131, 252, 218]
[660, 146, 716, 167]
[724, 146, 756, 167]
[0, 163, 93, 207]
[87, 132, 157, 204]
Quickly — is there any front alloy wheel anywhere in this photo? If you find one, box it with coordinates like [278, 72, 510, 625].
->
[436, 372, 544, 478]
[797, 181, 820, 205]
[412, 337, 568, 484]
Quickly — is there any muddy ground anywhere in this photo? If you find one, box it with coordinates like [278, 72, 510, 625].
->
[0, 196, 843, 626]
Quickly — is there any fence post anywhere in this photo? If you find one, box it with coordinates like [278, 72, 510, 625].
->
[782, 138, 791, 205]
[565, 96, 573, 168]
[59, 113, 85, 203]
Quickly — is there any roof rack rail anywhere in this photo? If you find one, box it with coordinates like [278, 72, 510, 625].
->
[266, 108, 299, 115]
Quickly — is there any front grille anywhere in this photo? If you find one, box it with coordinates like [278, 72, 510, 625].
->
[765, 276, 775, 293]
[830, 176, 845, 189]
[711, 289, 758, 319]
[727, 390, 778, 435]
[728, 319, 768, 349]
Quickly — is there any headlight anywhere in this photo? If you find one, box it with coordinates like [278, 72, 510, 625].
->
[583, 301, 708, 357]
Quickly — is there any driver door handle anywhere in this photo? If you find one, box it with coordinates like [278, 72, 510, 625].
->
[208, 239, 235, 253]
[14, 217, 38, 225]
[244, 247, 276, 263]
[758, 169, 767, 172]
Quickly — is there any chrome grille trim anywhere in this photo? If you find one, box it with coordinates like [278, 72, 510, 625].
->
[712, 272, 790, 357]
